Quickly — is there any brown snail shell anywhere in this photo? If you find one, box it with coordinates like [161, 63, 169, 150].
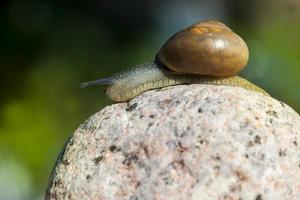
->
[156, 20, 249, 76]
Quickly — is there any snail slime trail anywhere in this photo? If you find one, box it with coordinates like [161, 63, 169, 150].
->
[81, 20, 269, 102]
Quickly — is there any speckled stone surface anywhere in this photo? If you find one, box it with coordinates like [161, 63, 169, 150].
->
[45, 84, 300, 200]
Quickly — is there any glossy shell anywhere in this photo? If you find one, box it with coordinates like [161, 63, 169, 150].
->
[156, 20, 249, 76]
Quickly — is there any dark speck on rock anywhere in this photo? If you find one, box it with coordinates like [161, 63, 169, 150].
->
[149, 114, 155, 118]
[234, 169, 248, 182]
[293, 140, 297, 146]
[109, 145, 121, 152]
[266, 110, 278, 118]
[198, 107, 203, 113]
[213, 165, 220, 171]
[61, 159, 70, 166]
[126, 103, 138, 112]
[163, 99, 173, 104]
[93, 156, 103, 165]
[129, 196, 139, 200]
[255, 194, 263, 200]
[122, 153, 138, 166]
[86, 175, 92, 180]
[81, 120, 97, 131]
[212, 154, 221, 161]
[247, 141, 254, 148]
[175, 100, 181, 104]
[255, 135, 261, 144]
[68, 137, 74, 146]
[148, 123, 153, 127]
[54, 180, 62, 187]
[278, 149, 287, 157]
[248, 130, 254, 136]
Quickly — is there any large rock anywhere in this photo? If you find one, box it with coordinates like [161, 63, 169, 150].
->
[45, 84, 300, 200]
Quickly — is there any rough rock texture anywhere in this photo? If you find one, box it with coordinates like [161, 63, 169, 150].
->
[45, 84, 300, 200]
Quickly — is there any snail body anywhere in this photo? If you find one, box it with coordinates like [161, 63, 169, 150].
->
[81, 20, 268, 102]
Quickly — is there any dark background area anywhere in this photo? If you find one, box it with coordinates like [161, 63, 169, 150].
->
[0, 0, 299, 199]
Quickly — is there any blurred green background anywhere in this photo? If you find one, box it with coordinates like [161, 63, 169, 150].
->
[0, 0, 299, 199]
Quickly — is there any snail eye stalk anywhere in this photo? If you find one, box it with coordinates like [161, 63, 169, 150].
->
[80, 77, 114, 88]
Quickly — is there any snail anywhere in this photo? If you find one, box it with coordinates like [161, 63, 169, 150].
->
[81, 20, 269, 102]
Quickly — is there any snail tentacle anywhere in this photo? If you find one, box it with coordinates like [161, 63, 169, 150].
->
[80, 77, 114, 88]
